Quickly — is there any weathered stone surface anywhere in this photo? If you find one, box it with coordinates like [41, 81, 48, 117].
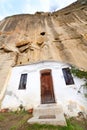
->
[28, 104, 67, 126]
[18, 44, 29, 53]
[0, 1, 87, 102]
[0, 52, 17, 103]
[36, 36, 44, 45]
[2, 44, 15, 52]
[16, 40, 30, 47]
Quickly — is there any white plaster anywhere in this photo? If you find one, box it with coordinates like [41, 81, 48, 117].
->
[1, 61, 87, 116]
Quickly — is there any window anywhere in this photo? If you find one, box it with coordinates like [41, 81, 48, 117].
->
[62, 68, 74, 85]
[19, 74, 27, 89]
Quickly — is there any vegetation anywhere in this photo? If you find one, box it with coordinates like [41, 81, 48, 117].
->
[71, 66, 87, 97]
[0, 67, 87, 129]
[23, 119, 84, 130]
[71, 66, 87, 79]
[0, 114, 5, 121]
[0, 111, 86, 130]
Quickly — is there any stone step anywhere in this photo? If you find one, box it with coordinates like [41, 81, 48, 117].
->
[28, 104, 67, 126]
[33, 104, 63, 117]
[28, 113, 66, 126]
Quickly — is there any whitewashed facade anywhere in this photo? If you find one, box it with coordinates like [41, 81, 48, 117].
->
[1, 61, 87, 116]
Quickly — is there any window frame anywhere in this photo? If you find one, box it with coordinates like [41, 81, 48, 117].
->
[18, 73, 27, 90]
[62, 67, 74, 85]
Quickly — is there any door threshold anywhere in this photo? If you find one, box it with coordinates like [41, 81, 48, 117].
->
[39, 103, 57, 107]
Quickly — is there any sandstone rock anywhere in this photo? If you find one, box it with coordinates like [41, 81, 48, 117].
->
[0, 0, 87, 70]
[18, 44, 29, 52]
[36, 36, 44, 45]
[0, 31, 2, 35]
[0, 1, 87, 103]
[2, 44, 14, 52]
[83, 33, 87, 40]
[16, 40, 30, 47]
[0, 2, 87, 71]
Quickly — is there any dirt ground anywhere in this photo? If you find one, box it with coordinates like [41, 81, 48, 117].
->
[0, 111, 31, 130]
[0, 111, 87, 130]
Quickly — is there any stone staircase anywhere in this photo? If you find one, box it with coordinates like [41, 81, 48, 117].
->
[28, 104, 67, 126]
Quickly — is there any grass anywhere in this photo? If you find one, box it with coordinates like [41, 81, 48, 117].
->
[0, 114, 5, 121]
[24, 124, 83, 130]
[24, 119, 83, 130]
[9, 110, 32, 130]
[0, 111, 86, 130]
[10, 126, 17, 130]
[14, 117, 84, 130]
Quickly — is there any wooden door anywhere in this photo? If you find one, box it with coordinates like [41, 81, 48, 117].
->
[40, 69, 55, 104]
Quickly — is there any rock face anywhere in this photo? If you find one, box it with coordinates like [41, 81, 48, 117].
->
[0, 1, 87, 101]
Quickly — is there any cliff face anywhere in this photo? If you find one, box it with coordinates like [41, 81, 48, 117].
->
[0, 1, 87, 99]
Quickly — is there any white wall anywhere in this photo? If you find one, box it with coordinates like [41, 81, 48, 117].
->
[1, 61, 87, 116]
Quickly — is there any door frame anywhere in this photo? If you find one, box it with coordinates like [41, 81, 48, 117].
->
[40, 69, 56, 104]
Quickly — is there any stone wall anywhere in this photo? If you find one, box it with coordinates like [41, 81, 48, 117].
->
[0, 1, 87, 102]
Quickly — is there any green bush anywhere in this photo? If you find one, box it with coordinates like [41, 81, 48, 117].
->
[71, 66, 87, 97]
[71, 66, 87, 79]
